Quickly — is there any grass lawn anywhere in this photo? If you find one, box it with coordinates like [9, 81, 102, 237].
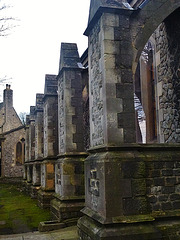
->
[0, 183, 51, 235]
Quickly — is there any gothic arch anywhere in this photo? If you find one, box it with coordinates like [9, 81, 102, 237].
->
[132, 4, 180, 143]
[16, 141, 22, 165]
[132, 0, 180, 72]
[15, 138, 25, 165]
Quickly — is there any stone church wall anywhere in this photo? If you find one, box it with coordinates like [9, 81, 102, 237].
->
[155, 9, 180, 143]
[3, 107, 22, 133]
[0, 85, 25, 177]
[2, 127, 25, 177]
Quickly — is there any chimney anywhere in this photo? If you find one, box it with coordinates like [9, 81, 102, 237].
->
[3, 84, 13, 108]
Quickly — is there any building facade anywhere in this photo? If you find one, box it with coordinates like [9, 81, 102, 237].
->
[23, 0, 180, 239]
[0, 84, 25, 177]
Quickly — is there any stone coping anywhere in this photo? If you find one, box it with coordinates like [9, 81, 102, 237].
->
[84, 6, 134, 36]
[81, 207, 180, 225]
[53, 193, 85, 201]
[88, 143, 180, 153]
[57, 152, 88, 158]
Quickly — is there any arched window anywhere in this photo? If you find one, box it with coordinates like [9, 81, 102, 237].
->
[16, 142, 22, 165]
[134, 41, 157, 143]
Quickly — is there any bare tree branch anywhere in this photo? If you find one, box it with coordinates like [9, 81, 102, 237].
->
[0, 0, 15, 101]
[0, 76, 12, 84]
[0, 0, 17, 36]
[19, 112, 29, 125]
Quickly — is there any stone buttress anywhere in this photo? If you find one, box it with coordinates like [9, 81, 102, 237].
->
[26, 106, 35, 194]
[37, 74, 58, 209]
[50, 43, 87, 224]
[78, 0, 180, 240]
[30, 94, 44, 198]
[23, 115, 30, 181]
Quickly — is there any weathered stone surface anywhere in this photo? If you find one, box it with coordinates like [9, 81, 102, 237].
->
[29, 106, 36, 161]
[43, 75, 58, 159]
[39, 76, 58, 211]
[50, 197, 84, 222]
[22, 1, 180, 239]
[58, 43, 84, 154]
[38, 189, 55, 209]
[55, 156, 85, 199]
[25, 115, 30, 163]
[0, 85, 25, 177]
[79, 144, 180, 238]
[41, 160, 55, 191]
[27, 164, 33, 183]
[86, 0, 133, 33]
[153, 10, 180, 143]
[35, 94, 44, 160]
[78, 215, 162, 240]
[52, 43, 86, 223]
[88, 12, 136, 148]
[32, 163, 41, 186]
[59, 43, 80, 71]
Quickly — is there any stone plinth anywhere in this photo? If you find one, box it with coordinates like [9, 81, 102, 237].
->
[26, 163, 33, 194]
[78, 145, 180, 239]
[32, 162, 41, 186]
[51, 153, 86, 222]
[27, 164, 33, 183]
[78, 216, 161, 240]
[31, 163, 41, 198]
[23, 165, 27, 180]
[37, 158, 56, 208]
[38, 189, 55, 209]
[40, 159, 55, 191]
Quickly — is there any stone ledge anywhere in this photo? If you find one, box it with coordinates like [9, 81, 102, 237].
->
[78, 215, 162, 240]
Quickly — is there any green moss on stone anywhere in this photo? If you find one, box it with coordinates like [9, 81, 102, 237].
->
[0, 183, 51, 234]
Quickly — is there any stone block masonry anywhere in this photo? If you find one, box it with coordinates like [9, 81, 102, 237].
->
[22, 0, 180, 238]
[155, 10, 180, 143]
[0, 85, 25, 178]
[1, 127, 25, 177]
[30, 94, 45, 196]
[78, 145, 180, 239]
[43, 75, 58, 158]
[37, 74, 58, 209]
[25, 115, 30, 163]
[51, 43, 87, 223]
[29, 106, 36, 161]
[35, 94, 44, 160]
[88, 11, 136, 148]
[78, 0, 180, 239]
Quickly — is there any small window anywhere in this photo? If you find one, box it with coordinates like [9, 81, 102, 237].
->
[16, 142, 22, 165]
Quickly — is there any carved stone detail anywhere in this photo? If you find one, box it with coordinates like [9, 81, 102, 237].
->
[89, 20, 104, 147]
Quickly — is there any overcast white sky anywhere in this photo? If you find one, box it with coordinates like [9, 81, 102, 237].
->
[0, 0, 90, 114]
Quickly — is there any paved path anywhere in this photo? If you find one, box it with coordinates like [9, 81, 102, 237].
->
[0, 226, 78, 240]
